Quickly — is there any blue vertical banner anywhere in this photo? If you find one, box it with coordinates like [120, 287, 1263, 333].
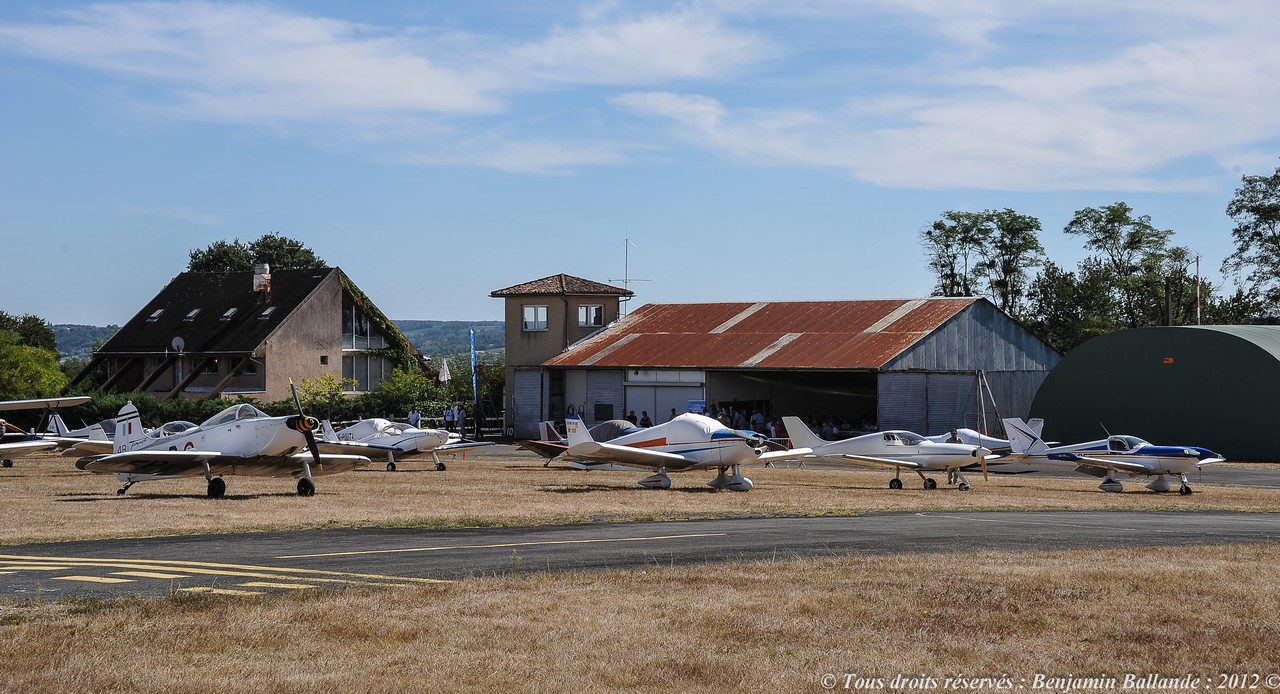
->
[469, 325, 479, 435]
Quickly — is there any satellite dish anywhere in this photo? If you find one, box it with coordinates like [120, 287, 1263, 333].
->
[172, 336, 185, 352]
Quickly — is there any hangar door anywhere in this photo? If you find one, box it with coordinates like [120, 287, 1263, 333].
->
[878, 372, 979, 435]
[512, 369, 546, 439]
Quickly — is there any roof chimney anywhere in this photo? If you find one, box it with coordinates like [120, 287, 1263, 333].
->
[253, 263, 271, 302]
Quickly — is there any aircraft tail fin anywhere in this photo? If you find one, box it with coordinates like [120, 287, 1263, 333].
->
[320, 420, 339, 443]
[112, 401, 146, 453]
[1002, 418, 1049, 455]
[47, 412, 70, 436]
[539, 421, 564, 443]
[564, 416, 592, 447]
[781, 416, 826, 449]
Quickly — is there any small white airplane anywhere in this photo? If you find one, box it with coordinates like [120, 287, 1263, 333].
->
[780, 416, 992, 491]
[1001, 418, 1224, 494]
[318, 418, 494, 472]
[0, 395, 94, 465]
[563, 413, 788, 491]
[70, 386, 369, 498]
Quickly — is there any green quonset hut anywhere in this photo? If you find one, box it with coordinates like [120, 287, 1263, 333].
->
[1030, 326, 1280, 461]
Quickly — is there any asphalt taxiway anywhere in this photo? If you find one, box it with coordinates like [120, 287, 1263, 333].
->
[1, 510, 1276, 600]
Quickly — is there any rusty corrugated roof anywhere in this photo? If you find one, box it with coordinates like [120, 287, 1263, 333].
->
[489, 273, 633, 297]
[543, 298, 978, 369]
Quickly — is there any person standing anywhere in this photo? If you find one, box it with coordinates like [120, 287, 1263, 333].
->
[407, 408, 420, 428]
[639, 411, 652, 427]
[455, 403, 467, 437]
[443, 405, 455, 432]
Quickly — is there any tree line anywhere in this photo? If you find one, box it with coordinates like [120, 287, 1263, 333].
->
[920, 166, 1280, 352]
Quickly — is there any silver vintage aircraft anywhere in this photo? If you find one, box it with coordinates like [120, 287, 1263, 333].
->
[0, 396, 94, 465]
[319, 418, 494, 471]
[70, 387, 369, 498]
[780, 416, 992, 490]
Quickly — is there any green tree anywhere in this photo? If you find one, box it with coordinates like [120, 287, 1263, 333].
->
[921, 211, 987, 297]
[0, 312, 57, 353]
[975, 208, 1045, 317]
[0, 330, 66, 398]
[1026, 260, 1118, 353]
[375, 367, 434, 415]
[1223, 165, 1280, 314]
[297, 372, 357, 420]
[188, 233, 326, 272]
[1064, 202, 1174, 328]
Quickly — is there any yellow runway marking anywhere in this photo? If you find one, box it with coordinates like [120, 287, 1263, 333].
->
[178, 587, 263, 596]
[239, 581, 316, 590]
[0, 564, 72, 571]
[52, 575, 133, 584]
[276, 532, 731, 559]
[0, 554, 450, 586]
[112, 571, 189, 580]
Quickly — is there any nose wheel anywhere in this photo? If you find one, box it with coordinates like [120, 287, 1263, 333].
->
[888, 478, 903, 490]
[297, 478, 316, 497]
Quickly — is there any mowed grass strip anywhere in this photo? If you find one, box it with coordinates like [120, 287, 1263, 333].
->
[2, 448, 1278, 545]
[1, 544, 1277, 693]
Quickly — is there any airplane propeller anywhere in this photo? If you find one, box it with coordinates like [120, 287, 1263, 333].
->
[288, 379, 323, 496]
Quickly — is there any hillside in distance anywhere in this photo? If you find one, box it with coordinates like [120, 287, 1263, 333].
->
[390, 320, 503, 355]
[54, 321, 503, 359]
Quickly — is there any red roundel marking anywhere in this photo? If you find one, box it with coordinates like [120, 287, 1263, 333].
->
[184, 441, 195, 450]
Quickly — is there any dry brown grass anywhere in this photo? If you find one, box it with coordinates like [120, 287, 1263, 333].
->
[2, 448, 1277, 545]
[1, 544, 1277, 693]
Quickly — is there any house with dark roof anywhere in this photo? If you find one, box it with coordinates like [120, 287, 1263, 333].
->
[494, 288, 1059, 438]
[67, 266, 418, 402]
[489, 273, 633, 435]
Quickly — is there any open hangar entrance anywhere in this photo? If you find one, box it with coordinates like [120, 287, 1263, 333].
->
[705, 370, 877, 424]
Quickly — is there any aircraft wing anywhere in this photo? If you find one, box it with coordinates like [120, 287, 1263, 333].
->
[1056, 454, 1153, 475]
[315, 440, 406, 460]
[76, 450, 369, 478]
[437, 440, 495, 453]
[0, 396, 91, 412]
[755, 448, 813, 465]
[514, 440, 567, 460]
[564, 441, 698, 471]
[0, 440, 58, 457]
[805, 453, 927, 470]
[61, 440, 115, 456]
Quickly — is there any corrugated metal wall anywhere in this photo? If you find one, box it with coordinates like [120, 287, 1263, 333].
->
[887, 301, 1059, 374]
[512, 369, 546, 439]
[585, 369, 625, 426]
[878, 372, 982, 434]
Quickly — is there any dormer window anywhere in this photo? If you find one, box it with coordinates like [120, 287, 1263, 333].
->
[184, 309, 201, 322]
[220, 308, 238, 321]
[259, 306, 277, 320]
[146, 309, 164, 323]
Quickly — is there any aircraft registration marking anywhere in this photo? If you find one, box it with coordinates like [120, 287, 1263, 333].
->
[276, 532, 730, 559]
[52, 575, 133, 584]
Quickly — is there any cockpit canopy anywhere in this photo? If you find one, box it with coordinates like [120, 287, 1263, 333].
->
[201, 403, 271, 428]
[882, 431, 926, 446]
[1107, 435, 1149, 453]
[148, 420, 198, 438]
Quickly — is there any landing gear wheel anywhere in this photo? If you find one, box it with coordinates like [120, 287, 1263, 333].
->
[923, 478, 938, 490]
[889, 478, 903, 490]
[116, 488, 126, 496]
[435, 462, 447, 471]
[1, 459, 12, 468]
[207, 477, 227, 499]
[958, 482, 970, 491]
[1179, 484, 1192, 495]
[297, 478, 316, 497]
[386, 462, 397, 472]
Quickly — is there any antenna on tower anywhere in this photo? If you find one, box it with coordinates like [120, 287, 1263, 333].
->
[609, 238, 649, 316]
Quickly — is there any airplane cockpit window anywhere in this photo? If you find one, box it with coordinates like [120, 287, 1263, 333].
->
[1108, 435, 1148, 452]
[896, 432, 925, 446]
[883, 433, 901, 445]
[148, 421, 198, 438]
[202, 404, 270, 427]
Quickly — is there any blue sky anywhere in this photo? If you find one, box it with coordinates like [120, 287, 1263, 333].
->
[1, 1, 1276, 325]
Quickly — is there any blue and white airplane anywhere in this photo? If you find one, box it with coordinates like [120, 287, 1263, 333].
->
[564, 413, 791, 491]
[1001, 418, 1224, 494]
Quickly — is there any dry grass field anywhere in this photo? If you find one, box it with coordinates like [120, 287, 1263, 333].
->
[1, 544, 1278, 693]
[2, 447, 1279, 691]
[0, 446, 1277, 546]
